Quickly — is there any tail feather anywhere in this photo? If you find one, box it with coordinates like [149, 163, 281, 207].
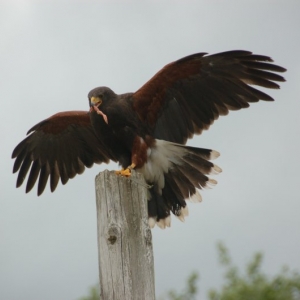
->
[188, 190, 202, 203]
[140, 140, 221, 229]
[168, 165, 197, 200]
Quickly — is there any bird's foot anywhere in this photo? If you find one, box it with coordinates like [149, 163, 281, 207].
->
[115, 163, 136, 177]
[115, 168, 124, 175]
[119, 168, 132, 177]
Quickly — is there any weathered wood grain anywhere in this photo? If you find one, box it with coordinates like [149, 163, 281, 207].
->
[95, 170, 155, 300]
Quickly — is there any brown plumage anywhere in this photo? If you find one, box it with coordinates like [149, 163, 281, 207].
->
[12, 50, 286, 228]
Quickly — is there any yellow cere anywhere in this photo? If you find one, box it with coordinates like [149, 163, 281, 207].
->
[91, 96, 102, 105]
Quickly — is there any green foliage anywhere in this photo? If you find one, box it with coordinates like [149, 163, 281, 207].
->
[79, 242, 300, 300]
[78, 284, 100, 300]
[208, 242, 300, 300]
[166, 271, 199, 300]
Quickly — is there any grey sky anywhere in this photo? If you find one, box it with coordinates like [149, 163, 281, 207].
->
[1, 1, 299, 299]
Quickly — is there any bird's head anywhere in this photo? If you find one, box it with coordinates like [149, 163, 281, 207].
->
[88, 86, 116, 124]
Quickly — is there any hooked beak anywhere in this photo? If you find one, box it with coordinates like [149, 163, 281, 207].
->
[90, 96, 102, 108]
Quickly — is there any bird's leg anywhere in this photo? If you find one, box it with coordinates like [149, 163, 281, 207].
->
[116, 136, 146, 177]
[115, 163, 136, 177]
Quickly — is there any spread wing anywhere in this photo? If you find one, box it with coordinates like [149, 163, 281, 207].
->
[12, 111, 113, 195]
[132, 50, 286, 144]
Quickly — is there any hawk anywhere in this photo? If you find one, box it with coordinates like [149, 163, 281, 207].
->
[12, 50, 286, 228]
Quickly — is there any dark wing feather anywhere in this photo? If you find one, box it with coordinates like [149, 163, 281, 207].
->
[132, 50, 286, 144]
[12, 111, 112, 195]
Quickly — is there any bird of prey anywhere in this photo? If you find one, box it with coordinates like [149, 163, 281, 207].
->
[12, 50, 286, 228]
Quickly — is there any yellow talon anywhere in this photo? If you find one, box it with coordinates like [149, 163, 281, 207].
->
[115, 168, 124, 175]
[115, 168, 131, 177]
[120, 168, 132, 177]
[115, 163, 136, 177]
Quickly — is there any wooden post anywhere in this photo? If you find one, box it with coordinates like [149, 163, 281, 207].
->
[95, 170, 155, 300]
